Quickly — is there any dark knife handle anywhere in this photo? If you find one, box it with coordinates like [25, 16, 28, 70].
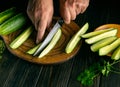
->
[58, 19, 64, 26]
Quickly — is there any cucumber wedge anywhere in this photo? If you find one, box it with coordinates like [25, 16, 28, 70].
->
[27, 43, 41, 55]
[81, 28, 114, 38]
[111, 45, 120, 60]
[85, 29, 117, 44]
[10, 25, 34, 49]
[65, 22, 89, 53]
[38, 29, 62, 58]
[99, 38, 120, 56]
[91, 36, 117, 52]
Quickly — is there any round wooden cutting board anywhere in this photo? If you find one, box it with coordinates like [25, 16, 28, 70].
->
[1, 21, 82, 64]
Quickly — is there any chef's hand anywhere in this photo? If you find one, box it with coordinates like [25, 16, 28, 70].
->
[27, 0, 90, 44]
[59, 0, 89, 24]
[27, 0, 54, 44]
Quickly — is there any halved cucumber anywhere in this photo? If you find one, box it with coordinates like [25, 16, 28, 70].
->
[26, 43, 41, 55]
[65, 22, 89, 53]
[10, 25, 34, 49]
[91, 36, 117, 52]
[38, 28, 62, 58]
[99, 38, 120, 56]
[111, 45, 120, 60]
[85, 29, 117, 44]
[81, 28, 114, 38]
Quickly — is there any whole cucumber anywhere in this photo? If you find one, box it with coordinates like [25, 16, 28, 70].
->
[0, 13, 28, 35]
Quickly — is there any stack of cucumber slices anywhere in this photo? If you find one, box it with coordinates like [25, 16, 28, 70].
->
[81, 28, 120, 60]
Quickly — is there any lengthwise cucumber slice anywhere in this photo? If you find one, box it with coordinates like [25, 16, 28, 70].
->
[27, 43, 41, 55]
[65, 22, 89, 54]
[10, 25, 34, 49]
[111, 45, 120, 60]
[38, 29, 62, 58]
[81, 28, 114, 38]
[99, 38, 120, 56]
[91, 36, 117, 52]
[85, 29, 117, 44]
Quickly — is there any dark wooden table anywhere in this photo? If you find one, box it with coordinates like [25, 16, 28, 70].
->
[0, 0, 120, 87]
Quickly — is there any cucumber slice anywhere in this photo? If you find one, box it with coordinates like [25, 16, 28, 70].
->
[65, 22, 89, 53]
[38, 29, 62, 58]
[99, 38, 120, 56]
[111, 45, 120, 60]
[10, 26, 34, 49]
[26, 43, 41, 55]
[85, 29, 117, 44]
[91, 36, 117, 52]
[81, 28, 114, 38]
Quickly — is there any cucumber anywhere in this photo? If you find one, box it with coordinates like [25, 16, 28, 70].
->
[111, 45, 120, 60]
[85, 29, 117, 44]
[91, 36, 117, 52]
[99, 38, 120, 56]
[10, 25, 34, 49]
[38, 29, 62, 58]
[65, 22, 89, 53]
[27, 43, 41, 55]
[81, 28, 114, 38]
[0, 7, 17, 24]
[0, 13, 28, 35]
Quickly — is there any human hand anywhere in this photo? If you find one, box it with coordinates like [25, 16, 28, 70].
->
[27, 0, 54, 44]
[59, 0, 89, 24]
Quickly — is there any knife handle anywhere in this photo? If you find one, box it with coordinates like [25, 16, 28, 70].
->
[58, 19, 64, 26]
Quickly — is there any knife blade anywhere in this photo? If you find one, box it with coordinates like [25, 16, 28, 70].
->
[33, 19, 64, 56]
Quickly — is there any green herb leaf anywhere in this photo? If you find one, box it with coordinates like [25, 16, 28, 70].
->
[0, 39, 6, 59]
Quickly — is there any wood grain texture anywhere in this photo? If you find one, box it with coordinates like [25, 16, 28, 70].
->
[1, 21, 82, 64]
[0, 0, 120, 87]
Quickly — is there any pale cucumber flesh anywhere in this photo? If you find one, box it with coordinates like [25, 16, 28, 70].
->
[91, 36, 117, 52]
[38, 29, 62, 58]
[65, 22, 89, 53]
[27, 43, 41, 55]
[81, 28, 114, 38]
[111, 45, 120, 60]
[10, 26, 34, 49]
[85, 29, 117, 44]
[99, 38, 120, 56]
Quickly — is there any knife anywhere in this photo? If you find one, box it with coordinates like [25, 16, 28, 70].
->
[33, 19, 64, 56]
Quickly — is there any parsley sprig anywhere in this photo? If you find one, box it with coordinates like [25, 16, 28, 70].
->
[0, 39, 6, 59]
[77, 58, 120, 86]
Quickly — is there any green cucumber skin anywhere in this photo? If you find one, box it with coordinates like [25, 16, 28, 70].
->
[81, 28, 114, 38]
[76, 22, 89, 36]
[0, 7, 17, 24]
[65, 22, 89, 54]
[0, 13, 28, 35]
[85, 29, 117, 44]
[38, 29, 62, 58]
[111, 45, 120, 60]
[91, 36, 117, 52]
[10, 26, 34, 49]
[99, 38, 120, 56]
[65, 35, 81, 54]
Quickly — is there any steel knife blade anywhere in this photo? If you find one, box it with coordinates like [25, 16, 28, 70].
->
[33, 19, 63, 56]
